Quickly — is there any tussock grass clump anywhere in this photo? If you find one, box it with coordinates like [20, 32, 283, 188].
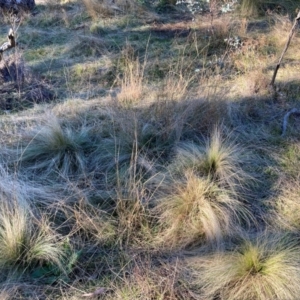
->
[202, 129, 249, 189]
[169, 128, 250, 193]
[154, 171, 251, 249]
[187, 232, 300, 300]
[0, 199, 65, 274]
[90, 109, 167, 187]
[18, 118, 95, 178]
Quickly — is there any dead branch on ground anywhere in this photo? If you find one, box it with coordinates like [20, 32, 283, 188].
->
[281, 108, 300, 136]
[270, 10, 300, 87]
[0, 28, 15, 61]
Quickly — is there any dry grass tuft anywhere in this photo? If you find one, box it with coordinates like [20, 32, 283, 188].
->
[0, 198, 66, 274]
[116, 56, 146, 107]
[187, 232, 300, 300]
[169, 128, 251, 193]
[154, 171, 251, 249]
[18, 117, 95, 179]
[270, 180, 300, 231]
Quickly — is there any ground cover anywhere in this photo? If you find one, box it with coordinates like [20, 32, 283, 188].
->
[0, 0, 300, 298]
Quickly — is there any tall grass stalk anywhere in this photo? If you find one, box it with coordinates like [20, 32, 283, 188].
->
[117, 57, 146, 107]
[115, 156, 155, 247]
[116, 41, 149, 108]
[70, 201, 117, 245]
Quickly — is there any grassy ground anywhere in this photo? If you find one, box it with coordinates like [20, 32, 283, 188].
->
[1, 0, 300, 298]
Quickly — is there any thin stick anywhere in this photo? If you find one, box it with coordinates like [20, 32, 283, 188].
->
[270, 11, 300, 87]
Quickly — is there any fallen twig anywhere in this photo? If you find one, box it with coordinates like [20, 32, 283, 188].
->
[82, 287, 108, 298]
[281, 108, 300, 136]
[0, 28, 15, 60]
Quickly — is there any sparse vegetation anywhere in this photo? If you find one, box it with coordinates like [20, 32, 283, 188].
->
[0, 0, 300, 298]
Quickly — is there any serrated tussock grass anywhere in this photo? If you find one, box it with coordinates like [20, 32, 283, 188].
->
[203, 128, 251, 190]
[186, 232, 300, 300]
[169, 128, 251, 194]
[154, 171, 252, 249]
[18, 117, 95, 179]
[0, 198, 66, 274]
[3, 0, 300, 297]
